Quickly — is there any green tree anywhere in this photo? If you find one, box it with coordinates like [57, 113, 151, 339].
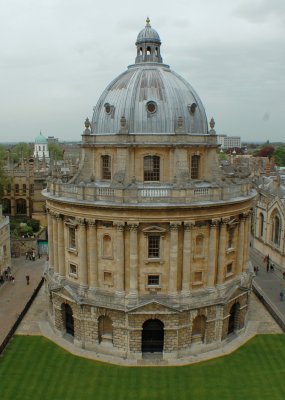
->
[10, 142, 32, 162]
[274, 146, 285, 166]
[0, 145, 9, 200]
[48, 143, 64, 160]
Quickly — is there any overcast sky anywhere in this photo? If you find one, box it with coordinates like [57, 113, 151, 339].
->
[0, 0, 284, 143]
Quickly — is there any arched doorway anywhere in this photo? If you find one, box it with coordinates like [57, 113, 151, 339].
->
[98, 315, 113, 345]
[63, 304, 74, 336]
[228, 303, 240, 335]
[142, 319, 164, 353]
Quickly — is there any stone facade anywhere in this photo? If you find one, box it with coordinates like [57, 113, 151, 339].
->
[0, 205, 11, 274]
[44, 20, 255, 361]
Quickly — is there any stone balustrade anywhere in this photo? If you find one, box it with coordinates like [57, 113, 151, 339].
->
[45, 181, 254, 205]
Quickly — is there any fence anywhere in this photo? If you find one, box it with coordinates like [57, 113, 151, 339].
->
[0, 277, 44, 355]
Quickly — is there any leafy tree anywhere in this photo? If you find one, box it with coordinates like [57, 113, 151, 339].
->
[0, 145, 9, 200]
[256, 145, 275, 158]
[48, 143, 64, 160]
[10, 142, 32, 163]
[274, 147, 285, 166]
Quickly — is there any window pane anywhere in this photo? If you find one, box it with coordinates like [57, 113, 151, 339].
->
[191, 155, 200, 179]
[148, 275, 159, 285]
[144, 156, 160, 181]
[69, 228, 76, 249]
[102, 155, 111, 180]
[148, 236, 160, 258]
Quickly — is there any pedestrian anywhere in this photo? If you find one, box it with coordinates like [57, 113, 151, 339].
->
[11, 276, 15, 284]
[32, 252, 36, 261]
[270, 264, 275, 272]
[256, 266, 259, 275]
[26, 275, 30, 285]
[280, 289, 284, 301]
[25, 252, 28, 260]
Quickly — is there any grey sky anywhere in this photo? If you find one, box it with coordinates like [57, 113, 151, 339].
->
[1, 0, 284, 143]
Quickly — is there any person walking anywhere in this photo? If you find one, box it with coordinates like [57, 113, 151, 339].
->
[280, 289, 284, 301]
[26, 275, 30, 285]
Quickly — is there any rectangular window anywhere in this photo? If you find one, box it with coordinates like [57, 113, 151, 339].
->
[226, 263, 233, 275]
[228, 227, 235, 248]
[69, 263, 77, 277]
[144, 156, 160, 181]
[191, 155, 200, 179]
[104, 271, 113, 284]
[147, 275, 159, 286]
[30, 184, 34, 194]
[69, 227, 76, 249]
[22, 184, 26, 194]
[101, 155, 111, 180]
[15, 184, 19, 194]
[194, 271, 202, 282]
[148, 235, 160, 258]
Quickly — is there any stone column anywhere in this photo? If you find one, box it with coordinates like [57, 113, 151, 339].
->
[181, 222, 194, 295]
[129, 224, 138, 296]
[207, 220, 219, 289]
[78, 218, 88, 289]
[243, 211, 251, 272]
[169, 223, 179, 295]
[87, 219, 98, 289]
[237, 216, 246, 275]
[217, 218, 229, 285]
[52, 213, 59, 274]
[47, 210, 54, 270]
[115, 223, 125, 295]
[57, 214, 65, 278]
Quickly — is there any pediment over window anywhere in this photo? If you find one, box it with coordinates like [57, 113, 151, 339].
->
[142, 226, 166, 234]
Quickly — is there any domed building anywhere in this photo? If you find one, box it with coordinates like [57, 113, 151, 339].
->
[44, 19, 255, 361]
[34, 131, 49, 161]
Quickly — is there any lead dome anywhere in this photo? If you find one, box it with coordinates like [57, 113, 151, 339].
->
[91, 19, 208, 135]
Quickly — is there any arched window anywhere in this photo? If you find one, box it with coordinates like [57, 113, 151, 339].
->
[101, 155, 111, 180]
[16, 199, 26, 214]
[144, 156, 160, 181]
[22, 184, 27, 194]
[146, 46, 151, 55]
[259, 213, 264, 238]
[191, 155, 200, 179]
[98, 316, 113, 344]
[195, 235, 204, 256]
[273, 214, 281, 245]
[15, 184, 19, 194]
[102, 234, 112, 258]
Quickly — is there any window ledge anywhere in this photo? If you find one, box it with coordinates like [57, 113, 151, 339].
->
[68, 248, 78, 255]
[226, 248, 235, 254]
[192, 281, 203, 286]
[145, 258, 163, 264]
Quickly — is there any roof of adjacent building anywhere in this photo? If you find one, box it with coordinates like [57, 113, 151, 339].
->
[35, 132, 47, 144]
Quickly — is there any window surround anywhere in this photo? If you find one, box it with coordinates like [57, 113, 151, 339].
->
[192, 271, 203, 286]
[142, 226, 166, 264]
[101, 154, 112, 180]
[143, 155, 161, 182]
[65, 219, 78, 254]
[102, 234, 113, 259]
[146, 274, 161, 289]
[69, 263, 78, 278]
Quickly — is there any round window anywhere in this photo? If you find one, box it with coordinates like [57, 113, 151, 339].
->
[104, 103, 111, 114]
[146, 101, 157, 114]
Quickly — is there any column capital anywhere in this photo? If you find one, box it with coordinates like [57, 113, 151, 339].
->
[114, 221, 125, 231]
[170, 222, 181, 231]
[184, 221, 195, 231]
[210, 218, 220, 228]
[221, 217, 231, 225]
[86, 219, 96, 227]
[128, 223, 139, 232]
[76, 217, 86, 226]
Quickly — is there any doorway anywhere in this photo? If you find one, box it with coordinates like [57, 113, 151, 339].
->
[142, 319, 164, 353]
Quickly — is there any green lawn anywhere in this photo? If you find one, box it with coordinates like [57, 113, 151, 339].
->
[1, 335, 285, 400]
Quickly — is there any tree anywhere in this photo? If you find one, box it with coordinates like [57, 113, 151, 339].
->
[274, 147, 285, 166]
[10, 142, 32, 163]
[48, 143, 64, 160]
[255, 145, 275, 158]
[0, 145, 9, 200]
